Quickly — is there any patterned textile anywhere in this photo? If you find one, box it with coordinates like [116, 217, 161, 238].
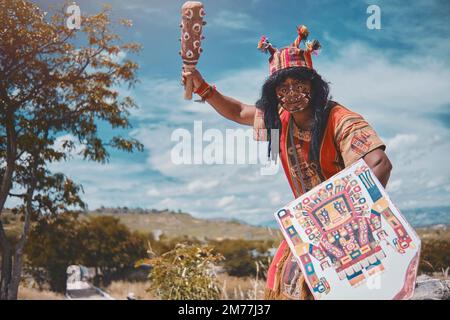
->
[265, 104, 386, 300]
[269, 46, 311, 75]
[257, 25, 320, 76]
[287, 125, 322, 193]
[334, 112, 385, 167]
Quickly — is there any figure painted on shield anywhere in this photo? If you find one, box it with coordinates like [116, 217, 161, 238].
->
[181, 25, 393, 300]
[276, 165, 414, 297]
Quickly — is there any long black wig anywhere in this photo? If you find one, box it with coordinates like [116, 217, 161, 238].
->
[255, 66, 337, 167]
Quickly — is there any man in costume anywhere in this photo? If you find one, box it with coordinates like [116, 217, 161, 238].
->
[181, 25, 392, 300]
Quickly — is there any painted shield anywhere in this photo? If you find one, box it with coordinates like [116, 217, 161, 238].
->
[274, 159, 421, 300]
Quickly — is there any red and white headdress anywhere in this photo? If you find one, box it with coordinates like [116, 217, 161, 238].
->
[257, 25, 321, 74]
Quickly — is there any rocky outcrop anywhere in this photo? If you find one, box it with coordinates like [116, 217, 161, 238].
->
[411, 275, 450, 300]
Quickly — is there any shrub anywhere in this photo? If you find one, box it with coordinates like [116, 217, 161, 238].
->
[210, 239, 275, 278]
[139, 243, 224, 299]
[78, 216, 147, 285]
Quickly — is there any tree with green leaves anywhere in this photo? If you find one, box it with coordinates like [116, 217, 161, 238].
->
[78, 216, 147, 286]
[25, 214, 147, 292]
[24, 212, 82, 292]
[0, 0, 143, 299]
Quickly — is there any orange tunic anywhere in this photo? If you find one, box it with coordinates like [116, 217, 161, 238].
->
[266, 103, 386, 300]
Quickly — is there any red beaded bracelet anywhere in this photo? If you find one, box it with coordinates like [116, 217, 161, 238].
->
[194, 80, 210, 96]
[194, 80, 216, 101]
[201, 85, 216, 100]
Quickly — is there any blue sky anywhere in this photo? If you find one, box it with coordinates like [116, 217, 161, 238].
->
[25, 0, 450, 225]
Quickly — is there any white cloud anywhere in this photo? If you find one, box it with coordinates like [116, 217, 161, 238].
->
[317, 42, 450, 128]
[146, 187, 160, 197]
[210, 11, 258, 30]
[122, 4, 162, 15]
[187, 179, 220, 192]
[385, 179, 402, 193]
[269, 191, 282, 205]
[386, 134, 418, 152]
[217, 195, 235, 208]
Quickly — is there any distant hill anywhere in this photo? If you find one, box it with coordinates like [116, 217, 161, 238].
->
[259, 206, 450, 229]
[400, 206, 450, 227]
[86, 207, 281, 241]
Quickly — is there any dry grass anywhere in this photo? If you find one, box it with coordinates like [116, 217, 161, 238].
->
[430, 268, 450, 280]
[217, 274, 265, 300]
[103, 280, 157, 300]
[18, 286, 64, 300]
[15, 273, 267, 300]
[416, 225, 450, 241]
[102, 274, 266, 300]
[17, 282, 155, 300]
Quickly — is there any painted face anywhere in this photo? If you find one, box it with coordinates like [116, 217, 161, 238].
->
[275, 78, 312, 113]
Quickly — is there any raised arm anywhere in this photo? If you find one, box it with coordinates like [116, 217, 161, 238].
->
[182, 69, 256, 126]
[363, 148, 392, 188]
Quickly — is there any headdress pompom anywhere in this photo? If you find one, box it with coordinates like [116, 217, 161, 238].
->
[257, 35, 276, 55]
[306, 39, 321, 55]
[297, 25, 309, 41]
